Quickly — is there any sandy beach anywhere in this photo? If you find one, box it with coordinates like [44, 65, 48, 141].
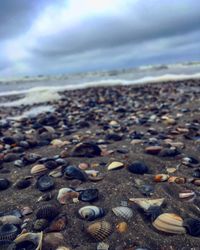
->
[1, 79, 200, 250]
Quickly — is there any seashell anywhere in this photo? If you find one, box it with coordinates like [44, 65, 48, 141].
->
[192, 169, 200, 178]
[168, 176, 186, 184]
[154, 174, 169, 182]
[0, 240, 16, 250]
[182, 156, 199, 166]
[43, 233, 64, 249]
[139, 184, 154, 196]
[36, 205, 59, 221]
[31, 164, 47, 175]
[36, 175, 55, 192]
[179, 190, 195, 199]
[15, 232, 43, 250]
[56, 247, 71, 250]
[0, 216, 22, 225]
[79, 206, 105, 221]
[14, 178, 31, 189]
[51, 139, 69, 147]
[44, 160, 58, 170]
[129, 198, 165, 211]
[97, 242, 109, 250]
[71, 142, 101, 157]
[45, 216, 67, 232]
[127, 161, 148, 174]
[116, 222, 128, 233]
[0, 224, 19, 241]
[63, 166, 88, 181]
[86, 221, 112, 241]
[0, 178, 10, 191]
[152, 213, 186, 234]
[57, 188, 79, 204]
[22, 206, 33, 216]
[166, 167, 177, 174]
[49, 167, 63, 178]
[107, 161, 124, 171]
[37, 193, 52, 202]
[183, 218, 200, 236]
[192, 179, 200, 186]
[78, 163, 89, 170]
[88, 172, 104, 182]
[145, 206, 163, 221]
[79, 188, 99, 202]
[112, 206, 133, 220]
[34, 219, 49, 231]
[145, 146, 162, 155]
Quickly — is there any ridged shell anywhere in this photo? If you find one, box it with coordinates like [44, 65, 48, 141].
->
[34, 219, 49, 231]
[31, 164, 47, 175]
[0, 215, 22, 225]
[79, 206, 104, 221]
[86, 221, 112, 241]
[129, 198, 165, 211]
[36, 205, 59, 221]
[112, 206, 133, 220]
[107, 161, 124, 171]
[0, 224, 19, 241]
[152, 213, 186, 234]
[15, 232, 43, 250]
[0, 240, 16, 250]
[97, 242, 110, 250]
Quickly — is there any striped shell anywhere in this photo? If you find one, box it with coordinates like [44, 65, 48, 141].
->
[0, 224, 19, 241]
[86, 221, 112, 241]
[36, 205, 59, 221]
[129, 198, 164, 211]
[152, 213, 186, 234]
[79, 206, 104, 221]
[31, 164, 47, 175]
[15, 232, 43, 250]
[112, 206, 133, 220]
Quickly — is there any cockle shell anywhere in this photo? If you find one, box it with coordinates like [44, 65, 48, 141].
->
[79, 206, 104, 221]
[57, 188, 79, 204]
[152, 213, 186, 234]
[15, 232, 43, 250]
[107, 161, 124, 171]
[31, 164, 47, 175]
[129, 198, 165, 211]
[0, 215, 22, 225]
[112, 206, 133, 220]
[86, 221, 112, 241]
[154, 174, 169, 182]
[36, 205, 59, 221]
[0, 224, 19, 241]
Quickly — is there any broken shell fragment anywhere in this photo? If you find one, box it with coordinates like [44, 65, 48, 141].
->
[86, 221, 112, 241]
[112, 206, 133, 220]
[152, 213, 186, 234]
[107, 161, 124, 171]
[57, 188, 79, 205]
[129, 198, 165, 211]
[79, 206, 105, 221]
[179, 190, 195, 199]
[116, 222, 128, 233]
[15, 232, 43, 250]
[154, 174, 169, 182]
[97, 242, 110, 250]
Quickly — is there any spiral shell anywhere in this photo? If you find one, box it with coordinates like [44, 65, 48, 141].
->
[15, 232, 43, 250]
[36, 205, 59, 221]
[86, 221, 112, 241]
[152, 213, 186, 234]
[79, 206, 104, 221]
[112, 206, 133, 220]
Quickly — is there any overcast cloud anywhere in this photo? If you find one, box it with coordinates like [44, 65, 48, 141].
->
[0, 0, 200, 77]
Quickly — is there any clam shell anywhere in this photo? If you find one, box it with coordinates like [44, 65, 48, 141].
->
[31, 164, 47, 175]
[57, 188, 79, 204]
[36, 205, 59, 221]
[154, 174, 169, 182]
[179, 190, 195, 199]
[129, 198, 164, 211]
[56, 247, 71, 250]
[152, 213, 186, 234]
[168, 176, 186, 184]
[45, 216, 67, 232]
[79, 206, 104, 221]
[0, 215, 22, 225]
[116, 222, 128, 233]
[0, 240, 16, 250]
[15, 232, 43, 250]
[86, 221, 112, 241]
[183, 218, 200, 236]
[107, 161, 124, 171]
[112, 206, 133, 220]
[97, 242, 110, 250]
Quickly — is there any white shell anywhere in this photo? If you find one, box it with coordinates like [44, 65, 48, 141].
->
[0, 215, 22, 225]
[107, 162, 124, 171]
[57, 188, 79, 204]
[15, 232, 43, 250]
[129, 198, 165, 211]
[56, 247, 71, 250]
[97, 242, 110, 250]
[112, 206, 133, 220]
[31, 164, 47, 175]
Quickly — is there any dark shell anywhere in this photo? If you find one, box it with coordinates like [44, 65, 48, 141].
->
[79, 189, 99, 202]
[0, 224, 19, 241]
[0, 178, 10, 191]
[105, 133, 122, 141]
[3, 137, 16, 145]
[64, 166, 87, 181]
[15, 240, 37, 250]
[44, 160, 58, 170]
[192, 169, 200, 178]
[0, 240, 16, 250]
[23, 153, 41, 164]
[139, 184, 154, 196]
[3, 154, 20, 162]
[36, 205, 59, 221]
[34, 219, 49, 231]
[127, 161, 148, 174]
[15, 179, 31, 189]
[159, 148, 180, 157]
[45, 215, 67, 232]
[183, 218, 200, 236]
[36, 175, 55, 192]
[71, 142, 101, 157]
[145, 206, 163, 222]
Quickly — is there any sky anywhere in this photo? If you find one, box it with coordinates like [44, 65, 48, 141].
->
[0, 0, 200, 77]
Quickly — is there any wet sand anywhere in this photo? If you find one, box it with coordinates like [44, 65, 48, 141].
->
[1, 79, 200, 249]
